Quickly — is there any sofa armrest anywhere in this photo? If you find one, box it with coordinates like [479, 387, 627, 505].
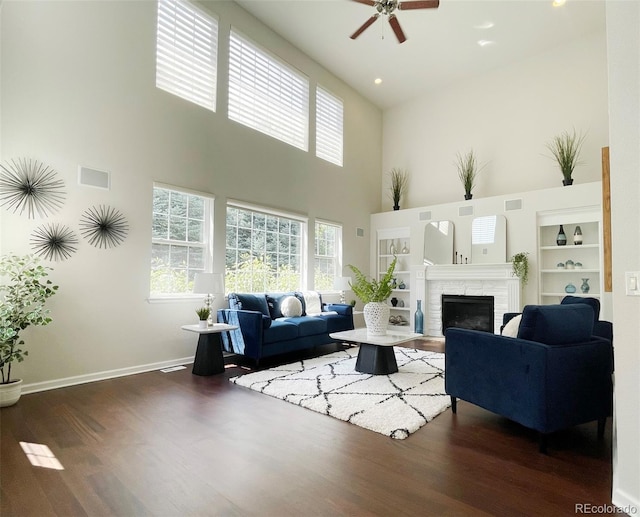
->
[324, 303, 353, 316]
[594, 320, 613, 343]
[217, 309, 264, 359]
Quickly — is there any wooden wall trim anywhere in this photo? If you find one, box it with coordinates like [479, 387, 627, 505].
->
[602, 146, 612, 292]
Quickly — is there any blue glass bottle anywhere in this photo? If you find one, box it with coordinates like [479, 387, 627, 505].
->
[415, 300, 424, 334]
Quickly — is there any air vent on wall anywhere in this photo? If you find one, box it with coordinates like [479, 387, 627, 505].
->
[78, 166, 110, 190]
[505, 198, 523, 211]
[419, 211, 432, 221]
[459, 205, 474, 217]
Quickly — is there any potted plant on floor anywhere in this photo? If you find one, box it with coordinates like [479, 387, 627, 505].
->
[545, 129, 586, 186]
[388, 168, 408, 211]
[348, 256, 396, 336]
[455, 149, 483, 200]
[0, 254, 58, 407]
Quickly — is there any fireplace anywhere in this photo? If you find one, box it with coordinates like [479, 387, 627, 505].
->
[442, 295, 495, 333]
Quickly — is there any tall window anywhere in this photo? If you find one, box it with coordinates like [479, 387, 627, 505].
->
[228, 29, 309, 151]
[314, 221, 342, 291]
[156, 0, 218, 112]
[150, 185, 213, 296]
[225, 203, 305, 293]
[316, 86, 344, 167]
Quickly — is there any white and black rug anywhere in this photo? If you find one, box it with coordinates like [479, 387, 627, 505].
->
[230, 347, 450, 439]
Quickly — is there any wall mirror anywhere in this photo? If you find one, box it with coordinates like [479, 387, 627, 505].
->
[471, 215, 507, 264]
[424, 220, 455, 265]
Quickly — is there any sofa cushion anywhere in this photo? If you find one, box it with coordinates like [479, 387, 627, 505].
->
[263, 320, 299, 344]
[294, 292, 307, 315]
[280, 296, 303, 317]
[502, 314, 522, 338]
[517, 304, 594, 345]
[561, 295, 600, 322]
[229, 293, 270, 317]
[266, 292, 296, 319]
[283, 316, 327, 337]
[300, 290, 323, 315]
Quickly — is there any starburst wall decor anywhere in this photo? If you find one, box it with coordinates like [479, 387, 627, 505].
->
[30, 223, 79, 261]
[0, 158, 66, 218]
[79, 205, 129, 249]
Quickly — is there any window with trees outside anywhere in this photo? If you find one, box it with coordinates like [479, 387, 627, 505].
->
[225, 203, 305, 293]
[150, 185, 213, 296]
[314, 221, 342, 292]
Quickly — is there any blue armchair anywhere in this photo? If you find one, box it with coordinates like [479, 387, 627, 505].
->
[445, 303, 614, 453]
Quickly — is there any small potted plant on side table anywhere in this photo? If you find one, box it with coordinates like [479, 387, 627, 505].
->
[196, 307, 211, 329]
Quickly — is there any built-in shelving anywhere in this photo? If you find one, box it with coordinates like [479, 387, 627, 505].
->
[377, 228, 412, 329]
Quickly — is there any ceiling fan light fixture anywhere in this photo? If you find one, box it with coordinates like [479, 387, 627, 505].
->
[374, 78, 383, 85]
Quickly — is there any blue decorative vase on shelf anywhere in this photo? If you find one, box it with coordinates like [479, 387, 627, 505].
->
[415, 300, 424, 334]
[581, 278, 590, 294]
[565, 283, 577, 294]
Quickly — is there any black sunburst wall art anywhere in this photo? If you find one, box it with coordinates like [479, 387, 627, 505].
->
[30, 223, 79, 262]
[79, 205, 129, 249]
[0, 158, 66, 219]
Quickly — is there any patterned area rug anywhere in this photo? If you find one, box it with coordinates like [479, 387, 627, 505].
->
[230, 347, 450, 439]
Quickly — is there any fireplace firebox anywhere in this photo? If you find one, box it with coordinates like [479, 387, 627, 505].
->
[442, 295, 495, 334]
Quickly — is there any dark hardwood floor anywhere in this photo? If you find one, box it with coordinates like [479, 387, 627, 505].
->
[1, 339, 615, 516]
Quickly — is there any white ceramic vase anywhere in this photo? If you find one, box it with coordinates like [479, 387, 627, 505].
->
[0, 379, 23, 407]
[198, 320, 208, 329]
[363, 302, 390, 336]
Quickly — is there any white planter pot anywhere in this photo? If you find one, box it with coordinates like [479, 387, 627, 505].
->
[363, 302, 390, 336]
[0, 378, 23, 407]
[198, 320, 208, 329]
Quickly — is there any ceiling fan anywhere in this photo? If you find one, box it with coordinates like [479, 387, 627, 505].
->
[350, 0, 440, 44]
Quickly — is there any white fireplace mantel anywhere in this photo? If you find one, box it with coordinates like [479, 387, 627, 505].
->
[419, 263, 521, 337]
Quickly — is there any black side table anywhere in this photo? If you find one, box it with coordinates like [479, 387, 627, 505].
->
[181, 324, 238, 376]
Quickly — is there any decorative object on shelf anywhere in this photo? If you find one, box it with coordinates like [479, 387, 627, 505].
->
[195, 307, 210, 329]
[398, 299, 405, 307]
[391, 277, 397, 288]
[193, 273, 223, 324]
[556, 225, 567, 246]
[414, 300, 424, 334]
[348, 256, 397, 336]
[79, 205, 129, 249]
[573, 225, 583, 245]
[510, 252, 529, 286]
[401, 242, 409, 254]
[575, 262, 583, 269]
[0, 254, 59, 407]
[565, 259, 575, 269]
[30, 223, 78, 261]
[545, 128, 586, 186]
[455, 148, 484, 200]
[0, 158, 66, 219]
[388, 168, 408, 211]
[556, 262, 566, 269]
[388, 315, 408, 326]
[565, 282, 577, 293]
[581, 278, 590, 294]
[398, 280, 406, 289]
[389, 241, 396, 255]
[391, 297, 398, 307]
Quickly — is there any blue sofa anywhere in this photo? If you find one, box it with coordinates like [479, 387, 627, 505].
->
[217, 292, 354, 363]
[445, 303, 614, 452]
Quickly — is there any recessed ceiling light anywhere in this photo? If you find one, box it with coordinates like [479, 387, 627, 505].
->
[474, 22, 494, 30]
[553, 0, 566, 6]
[477, 40, 495, 47]
[374, 78, 383, 85]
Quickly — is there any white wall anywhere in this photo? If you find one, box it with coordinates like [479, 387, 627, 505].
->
[0, 0, 382, 389]
[607, 2, 640, 513]
[382, 30, 609, 210]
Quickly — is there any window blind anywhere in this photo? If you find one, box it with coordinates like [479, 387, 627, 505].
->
[156, 0, 218, 112]
[228, 30, 309, 151]
[316, 86, 344, 166]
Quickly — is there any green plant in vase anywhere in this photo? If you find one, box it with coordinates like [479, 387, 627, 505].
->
[388, 168, 408, 211]
[545, 128, 586, 186]
[455, 149, 484, 200]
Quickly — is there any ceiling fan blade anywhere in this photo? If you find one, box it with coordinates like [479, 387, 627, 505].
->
[351, 0, 377, 6]
[388, 14, 406, 43]
[350, 14, 380, 40]
[398, 0, 439, 10]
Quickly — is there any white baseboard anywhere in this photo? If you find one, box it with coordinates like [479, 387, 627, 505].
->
[612, 488, 639, 516]
[21, 357, 195, 395]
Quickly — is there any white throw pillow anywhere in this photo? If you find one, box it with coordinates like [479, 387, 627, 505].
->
[280, 296, 303, 317]
[502, 314, 522, 338]
[301, 290, 322, 316]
